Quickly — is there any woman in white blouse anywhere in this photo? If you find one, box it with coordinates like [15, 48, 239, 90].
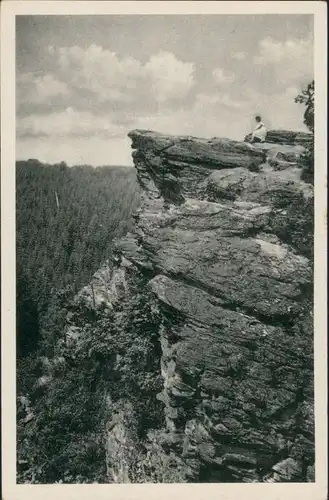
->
[250, 116, 267, 143]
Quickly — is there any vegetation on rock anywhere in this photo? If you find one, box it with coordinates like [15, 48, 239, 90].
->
[294, 81, 314, 184]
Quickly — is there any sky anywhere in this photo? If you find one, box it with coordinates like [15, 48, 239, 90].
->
[16, 15, 314, 166]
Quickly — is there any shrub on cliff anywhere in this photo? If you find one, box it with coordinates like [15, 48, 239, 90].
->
[17, 320, 113, 483]
[298, 141, 314, 185]
[109, 277, 164, 436]
[17, 268, 164, 484]
[295, 81, 314, 133]
[294, 81, 314, 184]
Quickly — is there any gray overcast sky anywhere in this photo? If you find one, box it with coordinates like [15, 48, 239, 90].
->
[16, 15, 313, 166]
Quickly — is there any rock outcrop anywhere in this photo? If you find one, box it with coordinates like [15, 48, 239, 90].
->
[65, 130, 314, 483]
[244, 129, 312, 146]
[243, 130, 312, 172]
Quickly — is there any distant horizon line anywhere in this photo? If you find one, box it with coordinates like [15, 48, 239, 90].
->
[16, 158, 135, 168]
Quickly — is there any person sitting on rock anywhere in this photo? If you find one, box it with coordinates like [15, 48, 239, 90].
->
[250, 116, 267, 143]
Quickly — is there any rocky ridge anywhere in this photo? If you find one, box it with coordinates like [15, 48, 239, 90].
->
[63, 130, 314, 483]
[244, 129, 312, 146]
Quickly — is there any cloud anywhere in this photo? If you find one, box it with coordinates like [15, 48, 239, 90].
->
[54, 44, 195, 104]
[57, 44, 141, 102]
[253, 36, 313, 83]
[143, 51, 195, 102]
[17, 107, 125, 138]
[34, 74, 69, 99]
[195, 93, 248, 111]
[17, 72, 70, 107]
[17, 44, 196, 121]
[212, 68, 236, 85]
[232, 51, 246, 61]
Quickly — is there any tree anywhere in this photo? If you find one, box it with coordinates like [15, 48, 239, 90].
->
[16, 268, 40, 358]
[295, 81, 314, 184]
[295, 80, 314, 133]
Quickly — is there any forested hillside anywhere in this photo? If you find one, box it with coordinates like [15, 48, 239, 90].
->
[16, 159, 140, 363]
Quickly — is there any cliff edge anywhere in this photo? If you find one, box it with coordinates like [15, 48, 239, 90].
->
[63, 130, 314, 483]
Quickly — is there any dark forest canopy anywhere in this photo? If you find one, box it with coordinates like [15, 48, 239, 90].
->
[16, 160, 163, 484]
[16, 160, 141, 358]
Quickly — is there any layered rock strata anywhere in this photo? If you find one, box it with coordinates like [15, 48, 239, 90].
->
[244, 129, 312, 146]
[68, 130, 314, 483]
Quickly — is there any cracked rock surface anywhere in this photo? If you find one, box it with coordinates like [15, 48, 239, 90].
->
[69, 130, 314, 483]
